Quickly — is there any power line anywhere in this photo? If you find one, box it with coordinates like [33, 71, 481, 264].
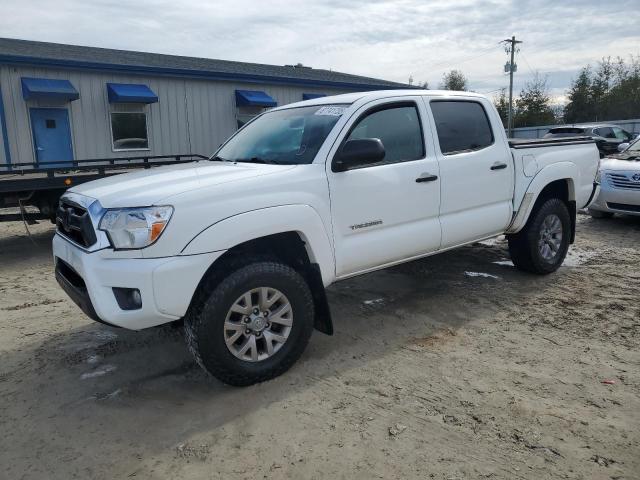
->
[419, 43, 502, 72]
[519, 51, 538, 77]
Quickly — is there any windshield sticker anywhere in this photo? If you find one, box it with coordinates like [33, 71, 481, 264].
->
[314, 106, 346, 116]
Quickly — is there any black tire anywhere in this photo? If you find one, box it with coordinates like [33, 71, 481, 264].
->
[185, 260, 314, 386]
[507, 198, 571, 275]
[588, 208, 614, 219]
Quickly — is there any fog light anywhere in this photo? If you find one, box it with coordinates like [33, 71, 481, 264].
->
[112, 287, 142, 310]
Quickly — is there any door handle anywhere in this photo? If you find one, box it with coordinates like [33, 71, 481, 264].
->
[490, 162, 507, 170]
[416, 174, 438, 183]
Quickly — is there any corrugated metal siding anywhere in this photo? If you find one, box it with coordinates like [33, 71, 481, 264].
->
[0, 65, 351, 165]
[0, 71, 7, 166]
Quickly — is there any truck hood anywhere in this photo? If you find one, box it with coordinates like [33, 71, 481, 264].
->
[69, 161, 296, 208]
[600, 157, 640, 172]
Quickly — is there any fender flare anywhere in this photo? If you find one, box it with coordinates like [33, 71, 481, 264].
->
[507, 162, 577, 234]
[181, 204, 336, 286]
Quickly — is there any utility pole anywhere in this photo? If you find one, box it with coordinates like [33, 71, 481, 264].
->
[503, 35, 522, 138]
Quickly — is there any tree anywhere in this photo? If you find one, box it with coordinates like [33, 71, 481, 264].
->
[563, 55, 640, 122]
[513, 74, 556, 128]
[563, 67, 593, 123]
[492, 88, 509, 127]
[440, 70, 468, 91]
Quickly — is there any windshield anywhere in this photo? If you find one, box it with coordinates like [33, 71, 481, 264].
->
[626, 138, 640, 151]
[215, 105, 347, 165]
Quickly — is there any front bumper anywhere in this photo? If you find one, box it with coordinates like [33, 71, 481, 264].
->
[590, 173, 640, 216]
[53, 233, 224, 330]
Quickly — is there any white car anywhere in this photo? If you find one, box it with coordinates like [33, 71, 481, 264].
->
[589, 137, 640, 218]
[53, 90, 600, 385]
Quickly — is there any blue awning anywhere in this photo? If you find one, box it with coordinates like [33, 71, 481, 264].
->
[235, 90, 277, 107]
[21, 77, 79, 102]
[107, 83, 158, 103]
[303, 93, 326, 100]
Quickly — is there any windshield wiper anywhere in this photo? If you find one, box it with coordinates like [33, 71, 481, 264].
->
[209, 155, 230, 162]
[234, 157, 283, 165]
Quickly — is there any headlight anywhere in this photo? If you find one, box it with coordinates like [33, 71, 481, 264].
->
[99, 206, 173, 249]
[596, 169, 603, 185]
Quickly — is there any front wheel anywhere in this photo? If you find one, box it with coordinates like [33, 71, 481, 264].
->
[507, 198, 571, 274]
[185, 261, 314, 386]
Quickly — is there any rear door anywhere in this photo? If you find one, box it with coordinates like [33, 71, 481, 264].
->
[426, 98, 514, 247]
[327, 97, 441, 277]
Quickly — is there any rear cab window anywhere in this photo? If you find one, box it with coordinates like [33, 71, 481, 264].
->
[545, 127, 585, 138]
[429, 100, 494, 155]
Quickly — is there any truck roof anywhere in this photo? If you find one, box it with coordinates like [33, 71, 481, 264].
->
[277, 89, 487, 110]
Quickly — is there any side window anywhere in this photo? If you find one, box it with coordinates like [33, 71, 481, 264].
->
[612, 127, 631, 140]
[430, 101, 494, 155]
[596, 127, 615, 139]
[345, 104, 424, 165]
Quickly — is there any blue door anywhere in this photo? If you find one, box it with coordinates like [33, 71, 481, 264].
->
[29, 108, 73, 168]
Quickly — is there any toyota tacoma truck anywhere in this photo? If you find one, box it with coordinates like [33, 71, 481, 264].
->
[53, 90, 600, 386]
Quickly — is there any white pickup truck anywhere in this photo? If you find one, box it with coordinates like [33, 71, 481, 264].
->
[53, 90, 599, 385]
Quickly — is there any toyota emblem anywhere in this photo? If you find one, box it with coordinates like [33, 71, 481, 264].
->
[632, 173, 640, 182]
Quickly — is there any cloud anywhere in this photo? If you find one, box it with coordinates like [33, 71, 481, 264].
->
[1, 0, 639, 101]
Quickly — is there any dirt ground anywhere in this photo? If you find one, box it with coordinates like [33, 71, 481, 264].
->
[1, 213, 639, 480]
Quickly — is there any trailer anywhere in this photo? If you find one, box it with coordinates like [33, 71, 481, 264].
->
[0, 154, 207, 222]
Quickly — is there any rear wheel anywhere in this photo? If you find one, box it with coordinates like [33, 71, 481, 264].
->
[508, 198, 571, 274]
[588, 208, 614, 219]
[185, 260, 314, 386]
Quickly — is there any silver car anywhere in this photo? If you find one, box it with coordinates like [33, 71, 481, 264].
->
[589, 137, 640, 218]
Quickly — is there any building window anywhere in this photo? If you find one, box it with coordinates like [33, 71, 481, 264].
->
[110, 112, 149, 150]
[236, 106, 270, 129]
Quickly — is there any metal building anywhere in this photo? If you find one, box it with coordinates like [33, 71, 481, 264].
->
[0, 38, 405, 169]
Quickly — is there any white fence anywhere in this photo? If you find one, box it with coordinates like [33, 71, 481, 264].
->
[510, 119, 640, 139]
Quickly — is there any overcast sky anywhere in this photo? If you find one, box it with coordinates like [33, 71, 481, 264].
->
[2, 0, 640, 103]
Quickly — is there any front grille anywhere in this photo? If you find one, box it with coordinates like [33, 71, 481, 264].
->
[606, 173, 640, 190]
[56, 200, 97, 248]
[607, 202, 640, 213]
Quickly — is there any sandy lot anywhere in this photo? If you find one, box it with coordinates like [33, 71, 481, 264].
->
[1, 214, 639, 480]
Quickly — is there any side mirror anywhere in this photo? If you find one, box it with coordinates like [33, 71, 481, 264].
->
[333, 138, 385, 172]
[618, 142, 630, 152]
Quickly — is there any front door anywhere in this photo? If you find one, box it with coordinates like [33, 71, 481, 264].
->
[327, 98, 442, 277]
[29, 108, 73, 168]
[426, 98, 514, 247]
